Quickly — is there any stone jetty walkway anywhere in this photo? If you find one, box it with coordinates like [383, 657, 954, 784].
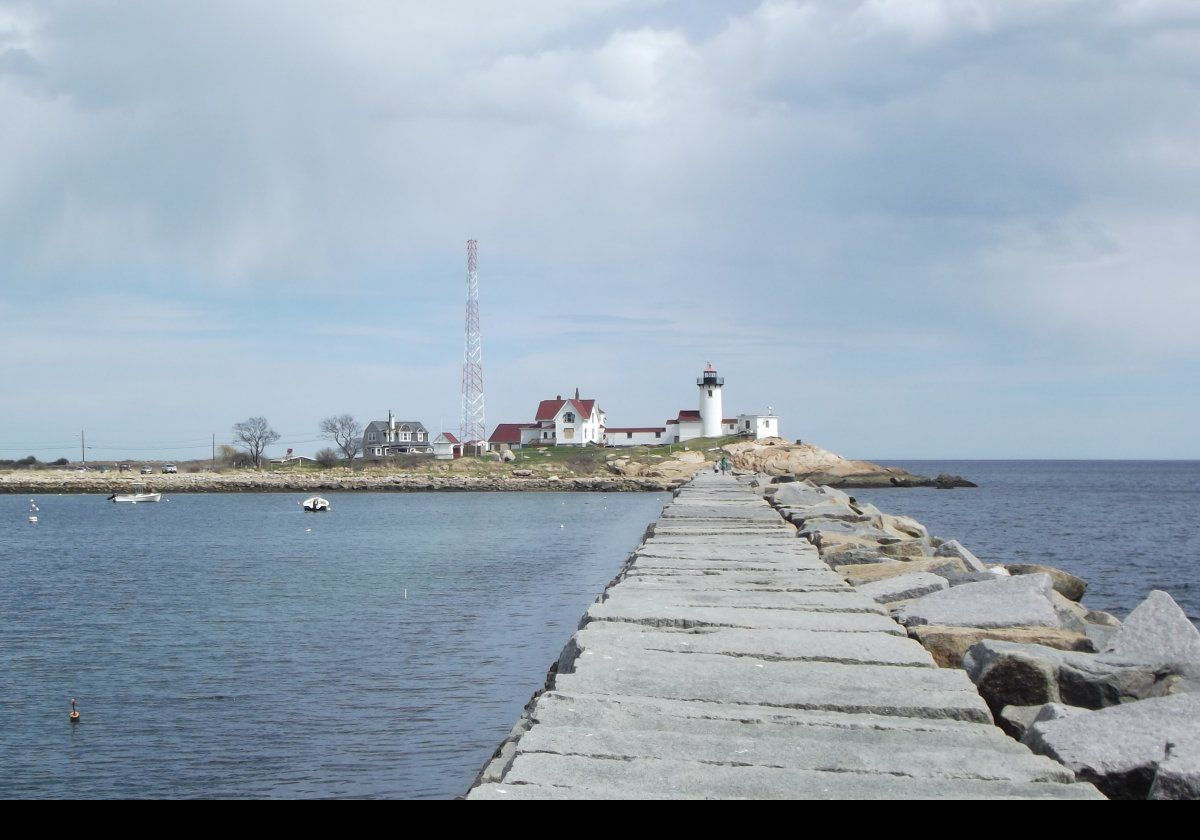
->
[467, 473, 1104, 799]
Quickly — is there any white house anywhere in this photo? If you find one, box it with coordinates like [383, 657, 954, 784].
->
[488, 391, 606, 450]
[535, 393, 606, 446]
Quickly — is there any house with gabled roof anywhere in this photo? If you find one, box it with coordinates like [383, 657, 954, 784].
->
[487, 422, 537, 452]
[363, 411, 432, 457]
[488, 389, 606, 450]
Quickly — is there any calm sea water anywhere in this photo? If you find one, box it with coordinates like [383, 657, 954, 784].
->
[0, 491, 667, 799]
[852, 460, 1199, 626]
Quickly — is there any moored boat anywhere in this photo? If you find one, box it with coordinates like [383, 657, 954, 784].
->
[108, 484, 162, 503]
[301, 496, 330, 512]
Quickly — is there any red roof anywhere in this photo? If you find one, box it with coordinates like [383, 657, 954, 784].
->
[488, 423, 532, 444]
[535, 398, 597, 422]
[722, 418, 737, 424]
[607, 427, 665, 434]
[676, 410, 701, 422]
[441, 432, 459, 443]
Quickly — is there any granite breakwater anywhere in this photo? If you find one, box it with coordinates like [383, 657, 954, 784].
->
[466, 472, 1116, 799]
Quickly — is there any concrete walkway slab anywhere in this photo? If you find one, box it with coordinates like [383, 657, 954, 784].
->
[568, 622, 935, 666]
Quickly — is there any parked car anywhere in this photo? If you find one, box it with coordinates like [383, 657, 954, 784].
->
[119, 464, 132, 473]
[162, 464, 177, 474]
[140, 466, 153, 475]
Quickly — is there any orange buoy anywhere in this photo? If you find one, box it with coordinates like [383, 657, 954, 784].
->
[69, 698, 80, 723]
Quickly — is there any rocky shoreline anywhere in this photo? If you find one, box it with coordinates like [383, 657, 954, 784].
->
[0, 472, 678, 494]
[2, 437, 969, 495]
[604, 437, 970, 489]
[751, 473, 1199, 800]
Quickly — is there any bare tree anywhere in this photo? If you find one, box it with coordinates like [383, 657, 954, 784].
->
[216, 443, 254, 469]
[319, 414, 363, 460]
[314, 447, 339, 468]
[232, 417, 281, 468]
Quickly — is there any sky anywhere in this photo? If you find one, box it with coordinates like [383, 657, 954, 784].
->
[1, 0, 1198, 462]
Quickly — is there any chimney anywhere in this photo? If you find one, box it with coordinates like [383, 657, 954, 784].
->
[575, 387, 580, 400]
[389, 410, 395, 431]
[556, 394, 561, 400]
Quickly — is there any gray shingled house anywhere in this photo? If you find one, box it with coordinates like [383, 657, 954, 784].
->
[363, 411, 433, 457]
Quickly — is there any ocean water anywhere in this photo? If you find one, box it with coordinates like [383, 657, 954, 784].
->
[851, 460, 1199, 626]
[0, 491, 667, 799]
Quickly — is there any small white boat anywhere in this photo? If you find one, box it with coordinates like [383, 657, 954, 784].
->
[301, 496, 330, 512]
[108, 485, 162, 503]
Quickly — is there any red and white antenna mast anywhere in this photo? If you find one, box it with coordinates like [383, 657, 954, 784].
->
[460, 240, 486, 449]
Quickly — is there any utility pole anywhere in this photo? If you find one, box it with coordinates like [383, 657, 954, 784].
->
[81, 429, 85, 465]
[212, 434, 216, 471]
[460, 239, 486, 452]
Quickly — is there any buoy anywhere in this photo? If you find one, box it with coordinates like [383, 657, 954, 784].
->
[28, 516, 38, 524]
[69, 698, 80, 723]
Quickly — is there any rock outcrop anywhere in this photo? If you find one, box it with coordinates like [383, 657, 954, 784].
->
[722, 439, 938, 487]
[1022, 693, 1200, 800]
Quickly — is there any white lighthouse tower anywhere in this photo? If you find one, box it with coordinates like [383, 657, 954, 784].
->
[698, 362, 724, 438]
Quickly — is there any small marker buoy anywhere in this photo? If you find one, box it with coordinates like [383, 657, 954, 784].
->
[69, 698, 80, 723]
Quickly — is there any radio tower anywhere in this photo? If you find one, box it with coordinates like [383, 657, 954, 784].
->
[460, 239, 486, 449]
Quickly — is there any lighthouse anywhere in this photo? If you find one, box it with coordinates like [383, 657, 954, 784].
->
[698, 362, 724, 438]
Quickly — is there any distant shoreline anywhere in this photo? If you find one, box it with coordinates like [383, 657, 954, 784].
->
[0, 472, 680, 494]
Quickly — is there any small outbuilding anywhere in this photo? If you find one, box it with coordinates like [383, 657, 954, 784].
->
[432, 432, 462, 460]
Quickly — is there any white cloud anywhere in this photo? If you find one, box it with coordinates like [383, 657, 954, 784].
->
[2, 1, 1199, 457]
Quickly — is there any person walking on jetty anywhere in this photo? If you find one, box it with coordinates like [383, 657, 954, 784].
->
[719, 456, 729, 475]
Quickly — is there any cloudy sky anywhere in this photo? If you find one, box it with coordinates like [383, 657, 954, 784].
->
[1, 0, 1197, 461]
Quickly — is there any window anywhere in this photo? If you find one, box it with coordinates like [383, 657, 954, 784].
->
[368, 432, 377, 441]
[655, 431, 661, 439]
[563, 428, 575, 440]
[626, 432, 633, 439]
[564, 412, 575, 423]
[708, 389, 713, 397]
